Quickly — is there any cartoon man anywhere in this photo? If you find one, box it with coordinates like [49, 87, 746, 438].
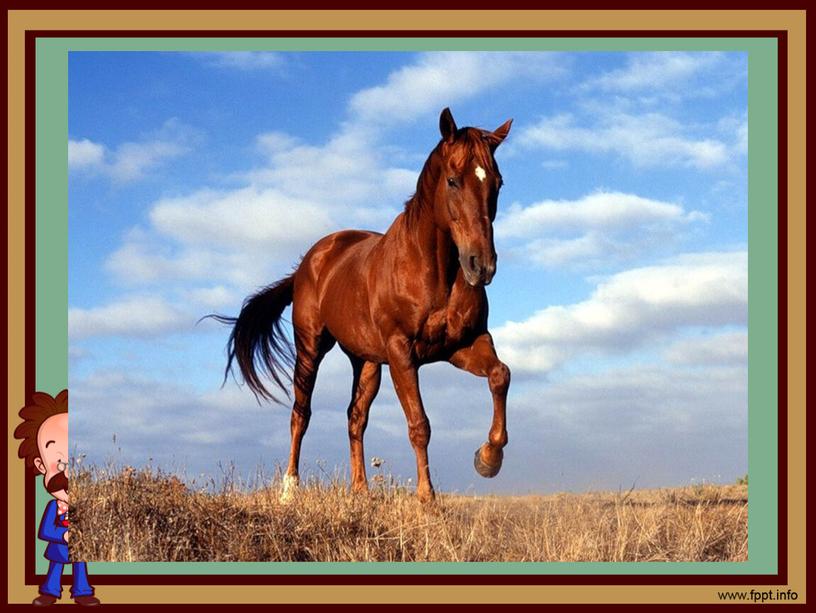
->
[14, 390, 101, 606]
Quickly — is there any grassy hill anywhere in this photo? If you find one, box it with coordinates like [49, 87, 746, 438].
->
[70, 466, 747, 562]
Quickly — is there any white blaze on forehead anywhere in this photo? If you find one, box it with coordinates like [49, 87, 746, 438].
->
[475, 165, 487, 182]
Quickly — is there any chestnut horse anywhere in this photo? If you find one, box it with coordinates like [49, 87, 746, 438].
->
[215, 108, 512, 502]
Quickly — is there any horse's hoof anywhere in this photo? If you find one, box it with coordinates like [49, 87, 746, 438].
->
[279, 474, 299, 504]
[474, 445, 503, 478]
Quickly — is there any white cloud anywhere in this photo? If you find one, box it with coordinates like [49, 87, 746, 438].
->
[255, 131, 301, 155]
[197, 51, 286, 72]
[69, 295, 190, 340]
[70, 348, 748, 494]
[498, 191, 704, 238]
[581, 52, 730, 94]
[496, 191, 707, 268]
[69, 118, 201, 183]
[717, 114, 749, 158]
[540, 159, 569, 170]
[185, 286, 238, 310]
[107, 140, 187, 182]
[518, 362, 747, 441]
[502, 360, 747, 491]
[736, 121, 748, 154]
[71, 371, 295, 476]
[102, 52, 562, 292]
[149, 186, 334, 249]
[246, 129, 415, 211]
[493, 251, 747, 373]
[106, 236, 216, 285]
[349, 52, 564, 124]
[105, 232, 289, 288]
[99, 120, 412, 290]
[664, 330, 747, 366]
[517, 111, 730, 169]
[510, 52, 746, 171]
[103, 186, 343, 288]
[104, 174, 398, 289]
[68, 138, 106, 168]
[522, 234, 608, 267]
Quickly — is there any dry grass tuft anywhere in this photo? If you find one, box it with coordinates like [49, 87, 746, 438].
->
[70, 465, 747, 562]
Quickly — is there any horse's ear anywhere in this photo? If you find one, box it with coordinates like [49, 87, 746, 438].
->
[439, 107, 457, 143]
[486, 118, 513, 149]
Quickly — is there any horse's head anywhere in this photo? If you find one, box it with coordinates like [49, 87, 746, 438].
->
[432, 107, 512, 287]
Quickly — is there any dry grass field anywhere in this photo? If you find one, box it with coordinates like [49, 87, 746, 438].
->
[70, 466, 747, 563]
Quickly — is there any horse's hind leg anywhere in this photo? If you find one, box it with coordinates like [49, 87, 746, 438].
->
[281, 329, 334, 502]
[346, 358, 382, 492]
[449, 332, 510, 478]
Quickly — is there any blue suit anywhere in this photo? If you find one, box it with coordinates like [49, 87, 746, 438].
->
[38, 499, 94, 598]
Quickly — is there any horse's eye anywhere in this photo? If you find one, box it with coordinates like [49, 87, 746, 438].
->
[447, 177, 458, 188]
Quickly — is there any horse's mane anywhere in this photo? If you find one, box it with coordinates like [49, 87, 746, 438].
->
[403, 127, 497, 227]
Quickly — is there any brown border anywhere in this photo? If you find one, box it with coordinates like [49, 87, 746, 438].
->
[19, 28, 798, 37]
[16, 26, 790, 592]
[1, 5, 8, 607]
[23, 25, 37, 589]
[0, 1, 814, 8]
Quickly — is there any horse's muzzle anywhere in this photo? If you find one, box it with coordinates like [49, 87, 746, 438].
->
[459, 251, 496, 287]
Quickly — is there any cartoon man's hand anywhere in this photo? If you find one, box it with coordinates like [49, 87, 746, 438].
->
[63, 530, 70, 543]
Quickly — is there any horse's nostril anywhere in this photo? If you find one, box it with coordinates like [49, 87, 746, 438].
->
[469, 254, 479, 272]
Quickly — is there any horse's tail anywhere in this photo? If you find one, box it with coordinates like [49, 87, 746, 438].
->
[208, 274, 296, 404]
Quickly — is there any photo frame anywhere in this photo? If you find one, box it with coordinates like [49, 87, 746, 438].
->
[4, 7, 807, 606]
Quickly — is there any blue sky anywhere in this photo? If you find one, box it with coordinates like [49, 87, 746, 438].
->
[68, 51, 748, 494]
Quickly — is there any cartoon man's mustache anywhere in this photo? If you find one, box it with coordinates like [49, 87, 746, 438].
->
[45, 471, 69, 493]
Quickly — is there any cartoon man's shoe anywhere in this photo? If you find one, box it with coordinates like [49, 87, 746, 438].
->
[32, 594, 58, 606]
[74, 595, 102, 606]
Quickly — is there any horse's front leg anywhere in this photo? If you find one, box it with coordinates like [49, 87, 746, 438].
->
[387, 337, 435, 503]
[449, 332, 510, 478]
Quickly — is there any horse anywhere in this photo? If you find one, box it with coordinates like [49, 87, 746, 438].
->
[214, 108, 512, 503]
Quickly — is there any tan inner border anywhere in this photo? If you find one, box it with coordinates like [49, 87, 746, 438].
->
[6, 9, 807, 605]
